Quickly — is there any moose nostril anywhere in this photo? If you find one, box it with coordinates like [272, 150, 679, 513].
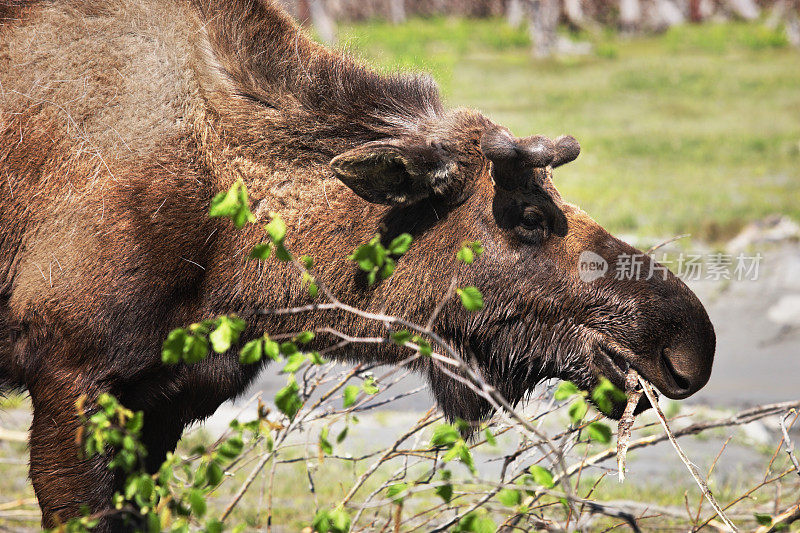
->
[661, 348, 692, 393]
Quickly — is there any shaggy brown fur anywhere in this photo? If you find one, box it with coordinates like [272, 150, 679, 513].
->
[0, 0, 715, 529]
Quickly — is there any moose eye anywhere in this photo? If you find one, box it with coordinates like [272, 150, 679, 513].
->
[513, 206, 549, 245]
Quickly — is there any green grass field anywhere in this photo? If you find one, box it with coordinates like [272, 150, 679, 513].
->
[337, 20, 800, 241]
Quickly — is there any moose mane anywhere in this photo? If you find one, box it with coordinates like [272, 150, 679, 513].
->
[194, 0, 444, 156]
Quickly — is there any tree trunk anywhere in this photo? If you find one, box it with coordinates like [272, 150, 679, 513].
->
[563, 0, 586, 27]
[653, 0, 686, 28]
[507, 0, 526, 27]
[620, 0, 642, 32]
[689, 0, 703, 22]
[529, 0, 560, 57]
[389, 0, 407, 24]
[787, 1, 800, 47]
[726, 0, 761, 20]
[308, 0, 336, 44]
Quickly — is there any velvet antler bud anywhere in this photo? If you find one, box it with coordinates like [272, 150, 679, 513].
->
[481, 128, 570, 190]
[552, 135, 581, 168]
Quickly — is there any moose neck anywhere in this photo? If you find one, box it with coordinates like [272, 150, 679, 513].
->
[193, 0, 444, 164]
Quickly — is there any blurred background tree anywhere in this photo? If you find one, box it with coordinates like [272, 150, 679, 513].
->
[280, 0, 799, 54]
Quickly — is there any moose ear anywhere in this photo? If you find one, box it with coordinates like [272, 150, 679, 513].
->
[330, 140, 450, 205]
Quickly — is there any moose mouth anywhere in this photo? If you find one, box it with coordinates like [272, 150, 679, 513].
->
[593, 341, 654, 418]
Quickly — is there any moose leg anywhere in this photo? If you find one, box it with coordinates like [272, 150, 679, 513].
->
[29, 388, 121, 532]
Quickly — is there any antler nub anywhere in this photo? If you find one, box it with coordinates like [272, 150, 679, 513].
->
[552, 135, 580, 168]
[480, 128, 580, 190]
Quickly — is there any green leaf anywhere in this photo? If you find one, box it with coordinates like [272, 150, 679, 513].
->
[312, 510, 331, 533]
[431, 424, 461, 447]
[456, 286, 484, 311]
[264, 337, 281, 361]
[754, 513, 773, 526]
[349, 244, 376, 272]
[210, 316, 246, 354]
[208, 180, 255, 229]
[217, 436, 244, 459]
[362, 377, 379, 395]
[380, 257, 395, 279]
[457, 441, 476, 473]
[295, 331, 315, 344]
[528, 465, 555, 488]
[207, 461, 224, 486]
[455, 511, 495, 533]
[188, 488, 207, 517]
[162, 329, 187, 364]
[239, 339, 263, 364]
[592, 377, 627, 416]
[484, 428, 497, 446]
[343, 385, 359, 408]
[386, 483, 408, 503]
[204, 519, 224, 533]
[388, 233, 412, 255]
[308, 351, 327, 365]
[554, 381, 580, 401]
[328, 508, 351, 533]
[282, 352, 305, 374]
[497, 488, 521, 507]
[124, 478, 139, 502]
[391, 330, 412, 345]
[457, 241, 484, 264]
[319, 427, 333, 455]
[273, 243, 292, 262]
[412, 335, 433, 356]
[250, 243, 271, 260]
[265, 213, 287, 243]
[280, 341, 298, 356]
[137, 474, 154, 501]
[569, 399, 588, 424]
[587, 422, 612, 444]
[336, 426, 349, 443]
[300, 255, 314, 269]
[435, 482, 453, 503]
[183, 335, 209, 364]
[275, 376, 302, 419]
[308, 282, 319, 298]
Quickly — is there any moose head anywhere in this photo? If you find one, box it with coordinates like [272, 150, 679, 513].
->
[329, 111, 715, 423]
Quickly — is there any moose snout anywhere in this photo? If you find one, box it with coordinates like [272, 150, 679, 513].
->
[656, 322, 715, 399]
[636, 282, 716, 400]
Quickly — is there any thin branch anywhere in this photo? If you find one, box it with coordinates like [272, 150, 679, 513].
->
[638, 377, 737, 532]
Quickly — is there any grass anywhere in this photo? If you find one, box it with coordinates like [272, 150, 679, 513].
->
[1, 20, 798, 531]
[337, 20, 800, 242]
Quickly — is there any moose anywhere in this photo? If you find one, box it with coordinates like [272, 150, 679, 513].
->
[0, 0, 715, 528]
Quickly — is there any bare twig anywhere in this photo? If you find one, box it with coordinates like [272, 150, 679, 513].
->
[638, 377, 737, 532]
[754, 502, 800, 533]
[617, 368, 642, 482]
[777, 410, 800, 477]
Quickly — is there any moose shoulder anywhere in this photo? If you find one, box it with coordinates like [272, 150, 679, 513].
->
[0, 0, 715, 529]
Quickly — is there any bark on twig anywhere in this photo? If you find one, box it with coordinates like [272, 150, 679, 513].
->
[638, 377, 737, 532]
